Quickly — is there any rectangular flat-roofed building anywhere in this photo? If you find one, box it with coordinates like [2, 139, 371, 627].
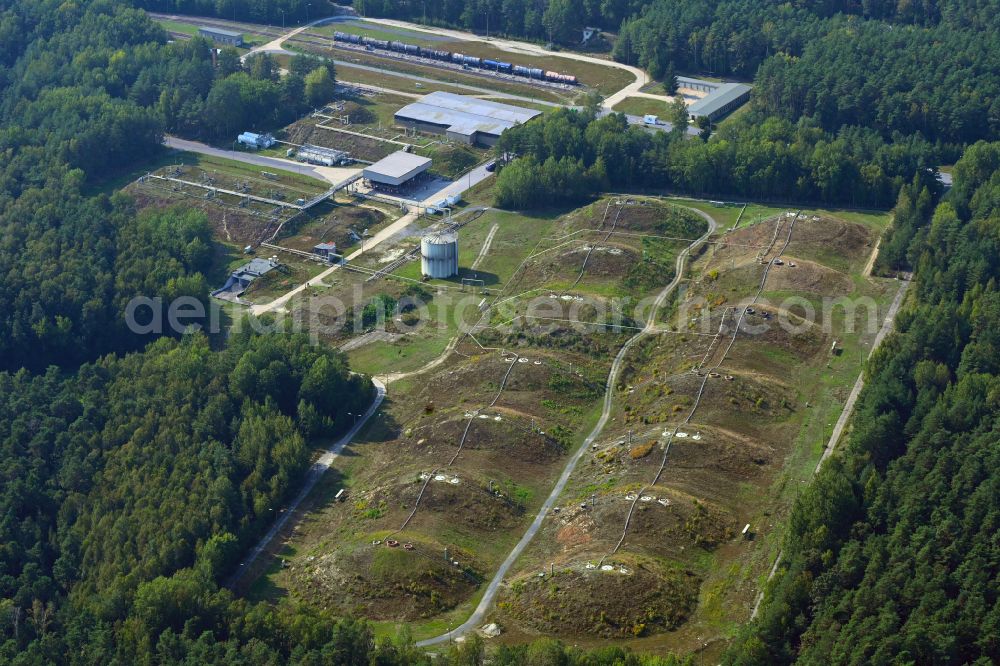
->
[199, 27, 244, 47]
[394, 92, 541, 147]
[677, 76, 719, 94]
[363, 151, 432, 187]
[687, 82, 752, 122]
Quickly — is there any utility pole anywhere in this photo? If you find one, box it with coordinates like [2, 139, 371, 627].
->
[280, 9, 285, 29]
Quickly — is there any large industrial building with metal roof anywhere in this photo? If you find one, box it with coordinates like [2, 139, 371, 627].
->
[363, 150, 433, 189]
[394, 92, 541, 147]
[685, 82, 752, 121]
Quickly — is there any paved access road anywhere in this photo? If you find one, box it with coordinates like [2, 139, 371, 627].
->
[229, 377, 386, 587]
[749, 276, 910, 619]
[163, 136, 361, 185]
[250, 209, 420, 315]
[163, 134, 496, 317]
[415, 206, 718, 647]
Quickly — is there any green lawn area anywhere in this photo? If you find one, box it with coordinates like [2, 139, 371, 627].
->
[335, 63, 483, 97]
[392, 208, 560, 289]
[184, 152, 329, 196]
[242, 255, 330, 303]
[155, 18, 265, 49]
[288, 42, 574, 105]
[86, 146, 329, 199]
[347, 208, 564, 377]
[664, 198, 890, 234]
[345, 296, 464, 377]
[800, 207, 892, 233]
[612, 96, 672, 118]
[310, 21, 445, 48]
[154, 19, 199, 37]
[734, 203, 794, 229]
[309, 22, 633, 98]
[663, 198, 746, 230]
[715, 101, 752, 127]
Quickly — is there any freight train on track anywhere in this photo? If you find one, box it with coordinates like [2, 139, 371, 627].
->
[332, 31, 579, 85]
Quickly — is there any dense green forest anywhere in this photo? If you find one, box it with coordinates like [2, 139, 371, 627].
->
[358, 0, 1000, 146]
[493, 106, 941, 208]
[0, 331, 373, 661]
[130, 0, 334, 24]
[355, 0, 974, 41]
[2, 0, 999, 661]
[725, 142, 1000, 664]
[0, 0, 334, 369]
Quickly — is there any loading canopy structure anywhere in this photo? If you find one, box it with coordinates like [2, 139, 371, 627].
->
[363, 151, 433, 187]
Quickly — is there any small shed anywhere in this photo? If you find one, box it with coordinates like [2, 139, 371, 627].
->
[313, 242, 338, 259]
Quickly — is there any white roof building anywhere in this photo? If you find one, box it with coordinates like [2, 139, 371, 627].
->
[363, 151, 433, 187]
[394, 92, 541, 146]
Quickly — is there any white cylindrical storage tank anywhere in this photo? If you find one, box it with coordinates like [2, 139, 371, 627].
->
[421, 232, 459, 279]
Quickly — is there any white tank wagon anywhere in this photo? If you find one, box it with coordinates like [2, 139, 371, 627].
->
[421, 232, 459, 279]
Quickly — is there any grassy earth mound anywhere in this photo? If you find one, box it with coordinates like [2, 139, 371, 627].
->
[498, 555, 699, 638]
[291, 538, 481, 621]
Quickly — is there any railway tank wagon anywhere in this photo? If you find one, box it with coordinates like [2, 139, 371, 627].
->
[331, 31, 578, 85]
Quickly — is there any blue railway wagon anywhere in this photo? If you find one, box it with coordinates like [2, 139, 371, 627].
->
[336, 32, 579, 84]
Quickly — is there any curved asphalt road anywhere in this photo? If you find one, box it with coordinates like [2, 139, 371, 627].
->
[337, 15, 653, 110]
[162, 136, 360, 185]
[416, 205, 717, 646]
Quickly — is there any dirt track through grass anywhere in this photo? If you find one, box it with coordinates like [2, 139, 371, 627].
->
[416, 203, 719, 647]
[602, 213, 799, 563]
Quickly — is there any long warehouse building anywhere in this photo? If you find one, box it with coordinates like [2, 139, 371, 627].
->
[394, 91, 541, 147]
[686, 82, 752, 122]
